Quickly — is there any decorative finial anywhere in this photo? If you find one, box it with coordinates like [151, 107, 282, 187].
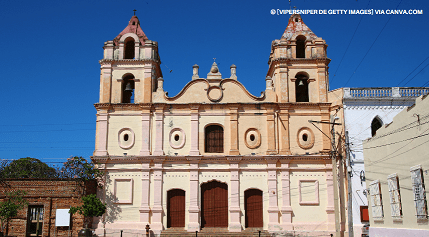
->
[213, 58, 216, 62]
[133, 9, 137, 16]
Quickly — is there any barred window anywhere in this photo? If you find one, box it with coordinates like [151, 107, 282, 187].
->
[387, 174, 402, 218]
[205, 125, 224, 153]
[410, 165, 428, 219]
[370, 180, 384, 218]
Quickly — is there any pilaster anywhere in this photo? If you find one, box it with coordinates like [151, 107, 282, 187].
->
[139, 163, 151, 222]
[189, 104, 200, 156]
[229, 105, 240, 155]
[317, 62, 328, 102]
[228, 157, 242, 232]
[139, 105, 151, 156]
[278, 105, 291, 155]
[94, 112, 109, 156]
[266, 106, 277, 155]
[153, 104, 165, 156]
[278, 66, 289, 103]
[151, 160, 164, 233]
[280, 162, 293, 230]
[325, 163, 335, 230]
[267, 159, 281, 231]
[99, 64, 112, 103]
[321, 105, 331, 153]
[187, 157, 201, 232]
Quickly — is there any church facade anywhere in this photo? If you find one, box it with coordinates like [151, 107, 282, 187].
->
[92, 14, 343, 236]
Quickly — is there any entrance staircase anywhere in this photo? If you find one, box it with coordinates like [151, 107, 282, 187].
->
[161, 227, 272, 236]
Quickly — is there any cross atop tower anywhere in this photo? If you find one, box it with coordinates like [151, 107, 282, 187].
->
[133, 9, 137, 16]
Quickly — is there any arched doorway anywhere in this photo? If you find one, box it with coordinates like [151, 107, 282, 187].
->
[245, 189, 263, 228]
[167, 189, 185, 228]
[201, 181, 228, 227]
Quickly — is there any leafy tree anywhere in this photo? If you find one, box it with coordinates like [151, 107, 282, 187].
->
[59, 156, 103, 181]
[1, 158, 56, 179]
[0, 190, 27, 233]
[69, 194, 106, 228]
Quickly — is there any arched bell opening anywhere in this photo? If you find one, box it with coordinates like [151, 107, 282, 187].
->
[295, 72, 309, 102]
[124, 37, 135, 59]
[296, 35, 306, 58]
[122, 74, 135, 103]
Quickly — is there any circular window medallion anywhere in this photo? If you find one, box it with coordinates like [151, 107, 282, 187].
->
[297, 127, 315, 150]
[244, 128, 261, 149]
[169, 128, 186, 149]
[207, 86, 223, 102]
[118, 128, 135, 149]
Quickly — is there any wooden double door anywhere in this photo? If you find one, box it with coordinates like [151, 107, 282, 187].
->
[201, 181, 228, 227]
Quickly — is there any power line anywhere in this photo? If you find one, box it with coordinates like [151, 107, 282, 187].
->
[344, 0, 403, 87]
[331, 0, 371, 83]
[396, 56, 429, 86]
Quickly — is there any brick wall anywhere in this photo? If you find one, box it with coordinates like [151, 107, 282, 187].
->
[0, 179, 97, 237]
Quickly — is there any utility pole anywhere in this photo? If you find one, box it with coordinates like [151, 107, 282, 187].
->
[309, 117, 342, 237]
[346, 131, 353, 237]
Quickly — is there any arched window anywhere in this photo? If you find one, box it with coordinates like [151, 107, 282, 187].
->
[122, 74, 135, 103]
[205, 125, 224, 153]
[295, 73, 309, 102]
[124, 37, 135, 59]
[371, 117, 383, 137]
[296, 35, 306, 58]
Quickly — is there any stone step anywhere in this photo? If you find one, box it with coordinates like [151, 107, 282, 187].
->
[161, 228, 271, 237]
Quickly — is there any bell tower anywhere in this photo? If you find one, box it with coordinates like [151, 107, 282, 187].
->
[94, 14, 162, 157]
[267, 14, 330, 103]
[99, 14, 162, 104]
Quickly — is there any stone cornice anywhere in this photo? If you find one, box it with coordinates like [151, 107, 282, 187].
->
[269, 57, 331, 65]
[99, 58, 160, 65]
[91, 154, 331, 164]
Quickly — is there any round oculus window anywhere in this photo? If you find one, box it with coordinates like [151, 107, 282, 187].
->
[118, 128, 135, 149]
[169, 128, 186, 149]
[297, 127, 315, 150]
[244, 128, 261, 149]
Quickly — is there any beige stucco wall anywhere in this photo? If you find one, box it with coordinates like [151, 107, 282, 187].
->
[363, 95, 429, 230]
[107, 114, 142, 156]
[103, 164, 332, 230]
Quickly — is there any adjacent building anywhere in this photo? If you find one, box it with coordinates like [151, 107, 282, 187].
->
[0, 179, 96, 237]
[92, 14, 346, 236]
[341, 87, 429, 236]
[363, 94, 429, 236]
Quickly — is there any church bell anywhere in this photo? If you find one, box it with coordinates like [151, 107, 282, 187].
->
[124, 82, 133, 91]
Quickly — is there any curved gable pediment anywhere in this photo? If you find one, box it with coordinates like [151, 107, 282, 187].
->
[153, 79, 265, 103]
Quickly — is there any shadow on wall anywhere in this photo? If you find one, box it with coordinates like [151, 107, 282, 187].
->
[104, 173, 121, 225]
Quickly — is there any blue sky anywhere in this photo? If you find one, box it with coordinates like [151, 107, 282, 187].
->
[0, 0, 428, 164]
